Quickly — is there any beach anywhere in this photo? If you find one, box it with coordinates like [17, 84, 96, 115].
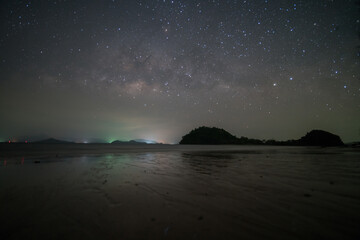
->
[1, 145, 359, 239]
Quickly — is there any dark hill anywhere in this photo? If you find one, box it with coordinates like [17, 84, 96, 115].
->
[179, 127, 344, 146]
[179, 127, 240, 144]
[298, 130, 344, 146]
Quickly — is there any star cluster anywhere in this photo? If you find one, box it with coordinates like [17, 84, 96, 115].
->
[0, 0, 359, 143]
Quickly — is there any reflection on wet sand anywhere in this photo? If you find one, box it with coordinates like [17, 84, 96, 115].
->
[0, 146, 360, 239]
[181, 152, 234, 175]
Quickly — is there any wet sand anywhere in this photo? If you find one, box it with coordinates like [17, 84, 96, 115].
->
[1, 145, 359, 239]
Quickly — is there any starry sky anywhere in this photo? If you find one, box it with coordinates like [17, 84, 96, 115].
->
[0, 0, 359, 143]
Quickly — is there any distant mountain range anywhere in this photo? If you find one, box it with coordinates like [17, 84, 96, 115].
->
[179, 127, 344, 146]
[111, 139, 159, 145]
[34, 138, 75, 144]
[132, 139, 158, 144]
[3, 138, 159, 145]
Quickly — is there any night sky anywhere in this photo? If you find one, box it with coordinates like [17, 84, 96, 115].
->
[0, 0, 359, 143]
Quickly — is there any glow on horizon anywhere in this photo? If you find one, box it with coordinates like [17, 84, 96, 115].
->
[107, 138, 117, 144]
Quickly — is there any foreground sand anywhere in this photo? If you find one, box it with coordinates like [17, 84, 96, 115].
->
[1, 145, 359, 239]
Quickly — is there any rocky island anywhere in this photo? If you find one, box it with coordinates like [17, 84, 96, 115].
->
[179, 126, 344, 146]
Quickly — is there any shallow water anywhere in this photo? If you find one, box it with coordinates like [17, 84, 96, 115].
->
[1, 145, 360, 239]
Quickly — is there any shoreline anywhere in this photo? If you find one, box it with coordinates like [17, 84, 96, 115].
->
[0, 143, 357, 160]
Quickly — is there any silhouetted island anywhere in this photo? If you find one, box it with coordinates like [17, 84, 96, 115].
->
[179, 127, 262, 145]
[179, 127, 344, 146]
[298, 130, 344, 146]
